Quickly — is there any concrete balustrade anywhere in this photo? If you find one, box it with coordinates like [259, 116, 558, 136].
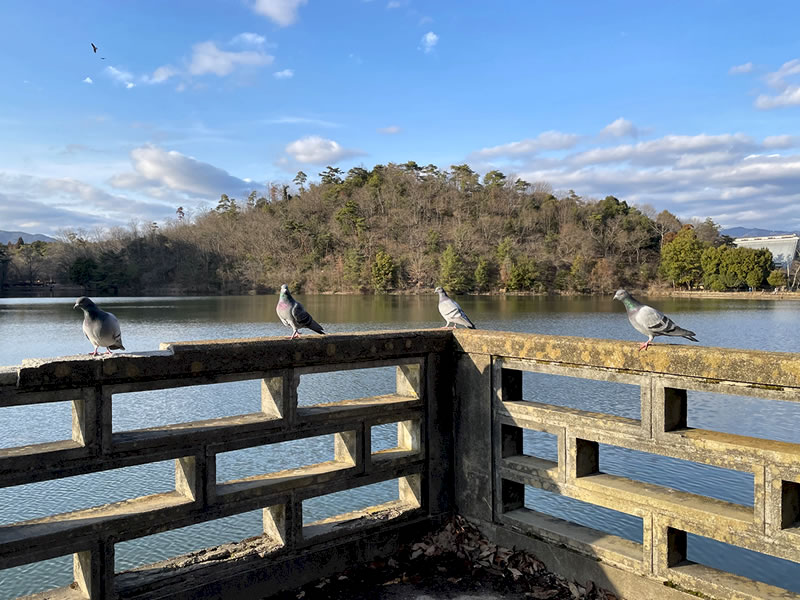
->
[1, 329, 799, 599]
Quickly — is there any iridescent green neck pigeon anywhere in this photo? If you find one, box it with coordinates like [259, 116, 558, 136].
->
[276, 284, 325, 339]
[613, 289, 697, 351]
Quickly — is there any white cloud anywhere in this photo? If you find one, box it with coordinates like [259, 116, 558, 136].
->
[729, 62, 753, 75]
[763, 135, 799, 149]
[600, 117, 638, 138]
[752, 59, 800, 109]
[285, 136, 363, 164]
[230, 32, 266, 46]
[82, 77, 93, 84]
[273, 69, 294, 79]
[251, 0, 307, 26]
[105, 66, 135, 88]
[420, 31, 438, 53]
[764, 58, 800, 88]
[474, 130, 581, 159]
[756, 86, 800, 109]
[189, 41, 274, 76]
[145, 65, 177, 84]
[110, 145, 254, 198]
[378, 125, 401, 135]
[387, 0, 403, 7]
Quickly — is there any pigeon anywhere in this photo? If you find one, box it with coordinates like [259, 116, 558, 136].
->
[276, 284, 324, 339]
[435, 286, 475, 329]
[613, 289, 697, 351]
[73, 297, 125, 356]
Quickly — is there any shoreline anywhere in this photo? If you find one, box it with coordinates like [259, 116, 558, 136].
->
[3, 288, 799, 301]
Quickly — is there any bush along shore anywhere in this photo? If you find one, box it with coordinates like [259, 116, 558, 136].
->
[2, 163, 797, 296]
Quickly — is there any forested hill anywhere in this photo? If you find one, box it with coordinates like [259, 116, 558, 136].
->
[1, 163, 792, 295]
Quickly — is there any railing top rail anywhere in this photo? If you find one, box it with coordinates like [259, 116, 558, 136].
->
[453, 329, 800, 390]
[0, 329, 451, 394]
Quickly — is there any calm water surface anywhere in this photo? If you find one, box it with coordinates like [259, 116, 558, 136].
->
[0, 294, 798, 597]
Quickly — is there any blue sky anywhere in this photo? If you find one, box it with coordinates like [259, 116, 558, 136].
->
[2, 0, 800, 234]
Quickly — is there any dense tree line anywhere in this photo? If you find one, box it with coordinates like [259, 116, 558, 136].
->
[2, 162, 797, 295]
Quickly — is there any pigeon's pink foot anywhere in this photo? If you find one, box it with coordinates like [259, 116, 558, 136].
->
[90, 349, 99, 356]
[105, 348, 113, 355]
[290, 331, 300, 339]
[439, 326, 450, 330]
[638, 341, 650, 351]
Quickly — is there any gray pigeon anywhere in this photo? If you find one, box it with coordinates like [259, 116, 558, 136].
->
[435, 286, 475, 329]
[276, 284, 325, 339]
[73, 297, 125, 356]
[613, 289, 697, 350]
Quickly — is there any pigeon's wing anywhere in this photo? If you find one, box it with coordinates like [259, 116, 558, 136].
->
[291, 300, 313, 328]
[292, 300, 324, 334]
[100, 312, 125, 350]
[439, 298, 475, 328]
[105, 313, 125, 350]
[634, 305, 681, 337]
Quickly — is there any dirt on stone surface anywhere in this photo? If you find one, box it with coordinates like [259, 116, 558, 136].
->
[267, 516, 618, 600]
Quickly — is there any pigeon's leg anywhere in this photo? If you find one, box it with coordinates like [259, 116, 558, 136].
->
[638, 340, 651, 351]
[290, 330, 300, 340]
[104, 348, 113, 355]
[90, 347, 99, 356]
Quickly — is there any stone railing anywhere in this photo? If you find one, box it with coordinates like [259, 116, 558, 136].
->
[2, 329, 800, 599]
[0, 331, 453, 599]
[452, 330, 800, 600]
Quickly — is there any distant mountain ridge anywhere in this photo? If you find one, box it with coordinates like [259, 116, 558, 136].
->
[0, 230, 57, 244]
[721, 227, 799, 238]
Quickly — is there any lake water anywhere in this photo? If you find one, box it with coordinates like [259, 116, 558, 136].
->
[1, 294, 799, 598]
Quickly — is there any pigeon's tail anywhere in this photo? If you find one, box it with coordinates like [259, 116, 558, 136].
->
[307, 319, 325, 335]
[109, 343, 125, 350]
[681, 331, 698, 342]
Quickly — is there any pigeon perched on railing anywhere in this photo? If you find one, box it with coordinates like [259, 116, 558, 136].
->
[435, 286, 475, 329]
[613, 289, 697, 351]
[73, 297, 125, 356]
[276, 284, 325, 339]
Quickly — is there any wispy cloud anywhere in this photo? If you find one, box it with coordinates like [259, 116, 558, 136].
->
[251, 0, 307, 26]
[474, 130, 581, 159]
[230, 32, 267, 46]
[105, 66, 135, 88]
[420, 31, 438, 53]
[188, 41, 274, 76]
[82, 77, 93, 84]
[600, 117, 638, 138]
[472, 128, 800, 230]
[273, 69, 294, 79]
[729, 62, 753, 75]
[378, 125, 401, 134]
[753, 58, 800, 109]
[284, 136, 363, 164]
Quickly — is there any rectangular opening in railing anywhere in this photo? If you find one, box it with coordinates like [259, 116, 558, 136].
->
[686, 389, 800, 444]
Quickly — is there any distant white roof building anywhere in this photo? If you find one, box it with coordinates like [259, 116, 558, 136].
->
[733, 234, 800, 270]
